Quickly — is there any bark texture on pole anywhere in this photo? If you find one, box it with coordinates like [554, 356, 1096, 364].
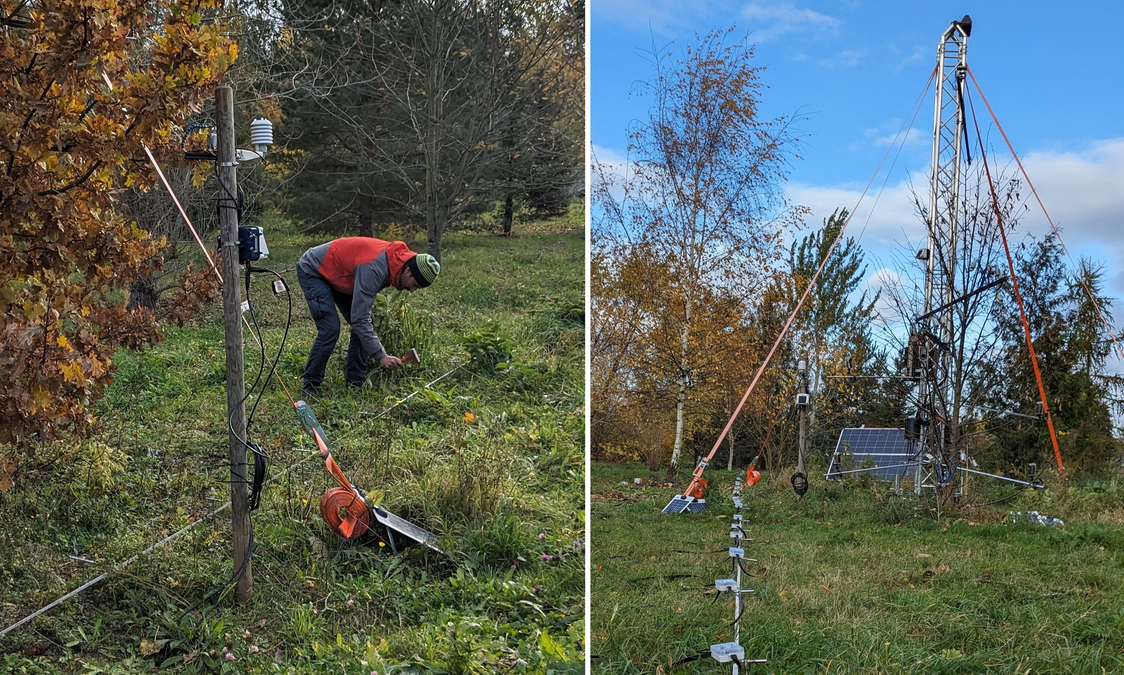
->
[216, 85, 252, 603]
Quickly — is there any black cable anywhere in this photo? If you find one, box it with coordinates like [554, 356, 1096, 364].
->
[729, 597, 746, 627]
[791, 472, 808, 496]
[245, 266, 291, 426]
[671, 650, 710, 667]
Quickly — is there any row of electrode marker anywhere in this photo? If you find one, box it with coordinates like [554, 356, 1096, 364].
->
[709, 477, 767, 672]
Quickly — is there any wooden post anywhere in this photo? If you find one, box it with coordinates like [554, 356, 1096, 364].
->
[797, 360, 807, 476]
[216, 85, 252, 603]
[797, 403, 806, 474]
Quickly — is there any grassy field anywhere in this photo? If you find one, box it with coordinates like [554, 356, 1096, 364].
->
[591, 461, 1124, 674]
[0, 210, 585, 674]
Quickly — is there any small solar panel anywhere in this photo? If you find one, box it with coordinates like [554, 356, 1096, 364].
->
[827, 428, 918, 481]
[662, 496, 693, 514]
[686, 499, 708, 513]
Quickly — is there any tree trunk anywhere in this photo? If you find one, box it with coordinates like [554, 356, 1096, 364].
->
[427, 202, 445, 263]
[502, 193, 514, 237]
[666, 370, 688, 479]
[127, 275, 157, 311]
[726, 430, 736, 470]
[358, 191, 373, 238]
[666, 314, 691, 479]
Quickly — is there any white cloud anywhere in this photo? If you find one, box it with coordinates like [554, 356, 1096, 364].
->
[741, 2, 839, 42]
[592, 0, 719, 37]
[1012, 138, 1124, 293]
[863, 123, 928, 148]
[788, 178, 925, 249]
[818, 47, 866, 68]
[864, 267, 909, 329]
[590, 144, 643, 207]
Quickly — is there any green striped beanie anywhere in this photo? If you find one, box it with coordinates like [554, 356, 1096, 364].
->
[406, 253, 440, 287]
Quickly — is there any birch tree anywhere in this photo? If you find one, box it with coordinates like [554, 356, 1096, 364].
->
[592, 27, 803, 478]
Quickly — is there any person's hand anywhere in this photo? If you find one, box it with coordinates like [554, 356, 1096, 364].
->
[379, 354, 403, 369]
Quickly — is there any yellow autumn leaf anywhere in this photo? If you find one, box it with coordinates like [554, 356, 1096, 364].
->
[31, 388, 51, 412]
[59, 360, 88, 385]
[56, 334, 72, 351]
[463, 412, 475, 423]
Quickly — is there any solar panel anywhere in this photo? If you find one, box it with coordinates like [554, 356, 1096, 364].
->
[662, 496, 693, 514]
[686, 499, 708, 513]
[826, 428, 918, 481]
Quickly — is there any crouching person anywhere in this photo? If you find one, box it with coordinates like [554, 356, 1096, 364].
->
[296, 237, 439, 398]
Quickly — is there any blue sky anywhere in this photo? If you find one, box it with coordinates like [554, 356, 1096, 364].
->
[592, 0, 1124, 328]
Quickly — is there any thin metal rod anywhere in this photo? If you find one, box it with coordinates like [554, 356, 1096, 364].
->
[963, 403, 1043, 421]
[825, 462, 919, 478]
[358, 364, 463, 418]
[822, 375, 915, 380]
[0, 454, 316, 637]
[915, 275, 1006, 322]
[956, 466, 1042, 487]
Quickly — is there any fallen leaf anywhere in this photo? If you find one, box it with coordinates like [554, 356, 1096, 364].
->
[140, 639, 168, 656]
[819, 585, 831, 594]
[917, 553, 931, 558]
[779, 587, 788, 596]
[936, 564, 951, 573]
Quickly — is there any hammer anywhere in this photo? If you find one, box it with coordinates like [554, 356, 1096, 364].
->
[400, 348, 420, 365]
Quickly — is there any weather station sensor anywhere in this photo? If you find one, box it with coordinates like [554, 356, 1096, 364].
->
[710, 643, 745, 663]
[796, 392, 810, 406]
[728, 546, 744, 558]
[715, 578, 739, 592]
[237, 118, 274, 162]
[220, 226, 269, 265]
[239, 226, 268, 263]
[184, 118, 274, 163]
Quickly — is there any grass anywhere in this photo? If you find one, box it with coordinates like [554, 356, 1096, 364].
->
[0, 208, 585, 674]
[591, 461, 1124, 674]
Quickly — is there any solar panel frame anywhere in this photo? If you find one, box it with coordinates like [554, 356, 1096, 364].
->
[827, 428, 919, 481]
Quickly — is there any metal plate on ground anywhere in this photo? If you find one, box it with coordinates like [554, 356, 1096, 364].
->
[371, 506, 443, 553]
[827, 427, 917, 481]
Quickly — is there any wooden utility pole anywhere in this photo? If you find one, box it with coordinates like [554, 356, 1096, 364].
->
[797, 359, 808, 477]
[216, 85, 252, 602]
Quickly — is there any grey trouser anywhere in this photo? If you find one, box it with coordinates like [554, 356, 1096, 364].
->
[297, 266, 372, 389]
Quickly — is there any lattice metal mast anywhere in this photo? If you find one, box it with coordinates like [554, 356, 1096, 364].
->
[916, 15, 971, 494]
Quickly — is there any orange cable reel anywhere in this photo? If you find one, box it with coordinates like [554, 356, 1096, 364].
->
[320, 487, 370, 539]
[745, 467, 762, 488]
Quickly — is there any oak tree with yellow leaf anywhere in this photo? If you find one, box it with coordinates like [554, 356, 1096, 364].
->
[0, 0, 234, 456]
